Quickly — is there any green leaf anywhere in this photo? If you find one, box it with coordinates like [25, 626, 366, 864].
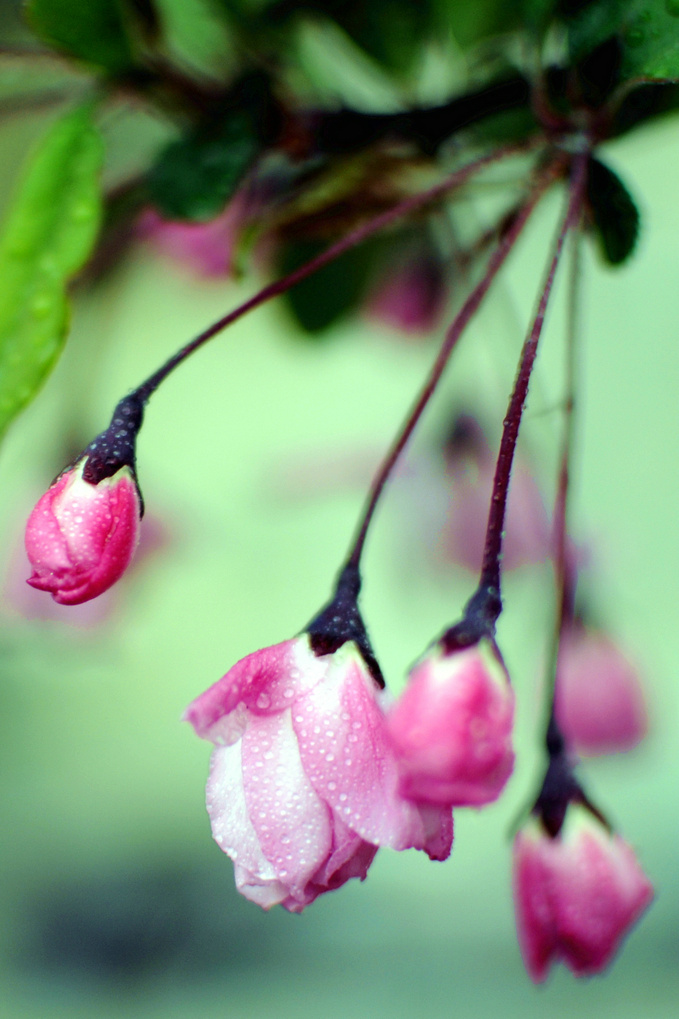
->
[566, 1, 679, 81]
[0, 104, 104, 439]
[280, 238, 377, 334]
[26, 0, 136, 75]
[147, 111, 260, 221]
[586, 156, 640, 265]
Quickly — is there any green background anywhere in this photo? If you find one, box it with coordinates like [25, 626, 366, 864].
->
[0, 108, 677, 1017]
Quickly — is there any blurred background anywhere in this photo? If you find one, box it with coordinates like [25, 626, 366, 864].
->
[0, 2, 678, 1017]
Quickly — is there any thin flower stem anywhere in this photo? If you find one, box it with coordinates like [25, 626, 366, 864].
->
[345, 154, 567, 571]
[131, 143, 534, 405]
[476, 150, 589, 622]
[544, 222, 583, 751]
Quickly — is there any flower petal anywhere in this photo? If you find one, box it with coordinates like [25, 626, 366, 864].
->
[184, 637, 327, 744]
[242, 711, 332, 897]
[293, 643, 432, 851]
[206, 741, 287, 909]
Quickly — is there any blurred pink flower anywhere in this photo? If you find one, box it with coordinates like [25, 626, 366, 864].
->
[25, 462, 141, 606]
[184, 635, 453, 912]
[365, 248, 448, 336]
[513, 806, 653, 982]
[438, 415, 550, 573]
[387, 638, 514, 807]
[555, 625, 648, 755]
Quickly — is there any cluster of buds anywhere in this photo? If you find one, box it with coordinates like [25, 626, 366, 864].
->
[21, 143, 654, 986]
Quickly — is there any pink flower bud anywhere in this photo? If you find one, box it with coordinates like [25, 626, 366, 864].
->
[387, 638, 515, 807]
[138, 205, 242, 278]
[440, 416, 550, 573]
[25, 462, 141, 605]
[365, 249, 448, 336]
[554, 626, 648, 755]
[513, 806, 653, 982]
[184, 636, 453, 912]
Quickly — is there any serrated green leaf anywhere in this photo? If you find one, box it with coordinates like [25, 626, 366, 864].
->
[0, 104, 103, 439]
[26, 0, 135, 75]
[586, 156, 640, 265]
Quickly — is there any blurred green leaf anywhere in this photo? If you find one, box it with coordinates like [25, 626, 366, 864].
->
[0, 104, 103, 440]
[280, 237, 377, 334]
[586, 156, 640, 265]
[26, 0, 136, 75]
[147, 111, 260, 221]
[567, 1, 679, 81]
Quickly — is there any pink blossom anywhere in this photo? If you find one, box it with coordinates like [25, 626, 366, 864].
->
[25, 462, 141, 605]
[387, 638, 515, 807]
[365, 250, 448, 336]
[440, 446, 550, 573]
[137, 203, 243, 278]
[184, 636, 453, 912]
[513, 807, 653, 982]
[555, 626, 648, 755]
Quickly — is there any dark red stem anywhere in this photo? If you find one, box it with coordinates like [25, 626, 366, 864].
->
[131, 143, 531, 404]
[475, 150, 589, 624]
[345, 154, 567, 571]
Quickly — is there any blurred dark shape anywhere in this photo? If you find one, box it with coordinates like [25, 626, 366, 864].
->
[18, 859, 290, 986]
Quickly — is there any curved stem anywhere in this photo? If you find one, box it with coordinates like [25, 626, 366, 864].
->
[476, 150, 589, 622]
[130, 142, 533, 405]
[344, 154, 567, 571]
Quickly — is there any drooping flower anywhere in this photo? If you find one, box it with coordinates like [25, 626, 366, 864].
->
[25, 394, 145, 606]
[25, 461, 141, 606]
[554, 624, 648, 755]
[184, 565, 453, 912]
[513, 805, 653, 982]
[185, 635, 452, 912]
[387, 636, 515, 807]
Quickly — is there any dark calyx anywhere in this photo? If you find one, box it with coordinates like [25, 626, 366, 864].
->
[306, 561, 385, 688]
[80, 395, 145, 511]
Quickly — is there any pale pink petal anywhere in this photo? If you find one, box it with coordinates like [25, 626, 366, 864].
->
[242, 711, 332, 897]
[233, 864, 290, 910]
[555, 630, 648, 755]
[206, 741, 286, 908]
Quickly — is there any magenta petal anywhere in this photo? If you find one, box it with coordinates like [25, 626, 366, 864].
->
[242, 711, 332, 898]
[513, 811, 653, 982]
[388, 640, 515, 807]
[24, 464, 141, 605]
[184, 637, 329, 744]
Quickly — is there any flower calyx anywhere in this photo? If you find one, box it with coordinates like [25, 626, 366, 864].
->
[306, 561, 384, 688]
